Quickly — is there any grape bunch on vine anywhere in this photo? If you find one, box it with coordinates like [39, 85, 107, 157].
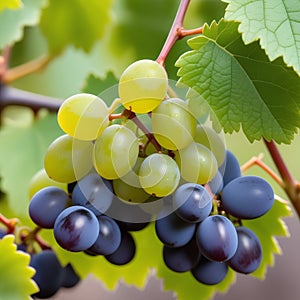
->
[0, 1, 299, 300]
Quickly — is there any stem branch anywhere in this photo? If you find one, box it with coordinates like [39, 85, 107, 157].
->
[264, 139, 300, 218]
[156, 0, 191, 65]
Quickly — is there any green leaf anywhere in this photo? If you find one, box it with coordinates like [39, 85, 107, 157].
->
[0, 235, 38, 299]
[176, 20, 300, 144]
[42, 223, 234, 300]
[0, 0, 23, 12]
[223, 0, 300, 75]
[0, 0, 46, 49]
[81, 72, 119, 107]
[39, 0, 113, 54]
[0, 112, 63, 217]
[244, 197, 292, 279]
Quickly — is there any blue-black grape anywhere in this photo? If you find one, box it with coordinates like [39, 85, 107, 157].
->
[30, 250, 64, 299]
[208, 170, 223, 194]
[221, 175, 274, 219]
[72, 172, 113, 216]
[192, 256, 228, 285]
[105, 231, 136, 265]
[61, 263, 80, 288]
[29, 186, 70, 229]
[0, 228, 6, 238]
[196, 215, 238, 262]
[117, 221, 150, 231]
[220, 150, 241, 187]
[173, 183, 212, 223]
[227, 226, 262, 274]
[155, 212, 196, 247]
[163, 238, 201, 273]
[54, 206, 99, 252]
[88, 215, 121, 255]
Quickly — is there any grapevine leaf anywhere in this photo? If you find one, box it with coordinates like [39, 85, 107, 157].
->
[0, 0, 46, 49]
[0, 235, 38, 299]
[0, 0, 23, 12]
[223, 0, 300, 75]
[39, 0, 113, 54]
[81, 72, 119, 107]
[176, 20, 300, 144]
[244, 197, 292, 279]
[43, 223, 236, 300]
[0, 112, 63, 217]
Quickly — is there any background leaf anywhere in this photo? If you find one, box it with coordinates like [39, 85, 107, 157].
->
[0, 112, 63, 217]
[39, 0, 113, 54]
[0, 235, 38, 299]
[0, 0, 23, 12]
[0, 0, 46, 49]
[176, 20, 300, 144]
[223, 0, 300, 75]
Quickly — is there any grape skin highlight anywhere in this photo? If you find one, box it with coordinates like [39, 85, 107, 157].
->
[93, 124, 139, 180]
[152, 98, 197, 150]
[139, 153, 180, 197]
[118, 59, 168, 113]
[57, 93, 109, 141]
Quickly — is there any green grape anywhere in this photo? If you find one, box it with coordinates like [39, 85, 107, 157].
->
[113, 179, 150, 204]
[57, 93, 109, 141]
[120, 157, 144, 188]
[118, 59, 168, 114]
[93, 124, 139, 180]
[29, 168, 68, 199]
[174, 142, 218, 184]
[194, 125, 226, 166]
[152, 98, 197, 150]
[139, 153, 180, 197]
[44, 134, 93, 183]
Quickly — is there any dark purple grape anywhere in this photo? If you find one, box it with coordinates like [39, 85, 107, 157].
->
[196, 215, 238, 262]
[192, 256, 228, 285]
[29, 186, 70, 229]
[105, 231, 136, 265]
[88, 215, 121, 255]
[30, 250, 64, 299]
[163, 238, 201, 273]
[227, 226, 262, 274]
[54, 206, 99, 252]
[173, 183, 212, 223]
[221, 175, 274, 219]
[220, 150, 241, 187]
[155, 212, 196, 247]
[61, 263, 80, 288]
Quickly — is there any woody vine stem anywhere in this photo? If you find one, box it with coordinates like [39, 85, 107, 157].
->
[0, 0, 299, 218]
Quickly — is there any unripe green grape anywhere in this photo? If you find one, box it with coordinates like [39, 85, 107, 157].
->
[57, 93, 109, 141]
[29, 168, 68, 199]
[152, 98, 197, 150]
[93, 125, 139, 180]
[174, 142, 218, 184]
[113, 179, 150, 204]
[139, 153, 180, 197]
[118, 59, 168, 113]
[194, 125, 226, 166]
[44, 134, 93, 183]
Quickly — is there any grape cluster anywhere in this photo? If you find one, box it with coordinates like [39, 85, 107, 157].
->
[27, 59, 275, 293]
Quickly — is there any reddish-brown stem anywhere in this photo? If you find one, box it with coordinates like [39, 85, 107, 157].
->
[0, 47, 12, 80]
[0, 213, 18, 234]
[156, 0, 191, 65]
[180, 27, 203, 38]
[264, 139, 300, 218]
[3, 55, 52, 84]
[109, 113, 123, 121]
[241, 154, 284, 188]
[123, 109, 162, 152]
